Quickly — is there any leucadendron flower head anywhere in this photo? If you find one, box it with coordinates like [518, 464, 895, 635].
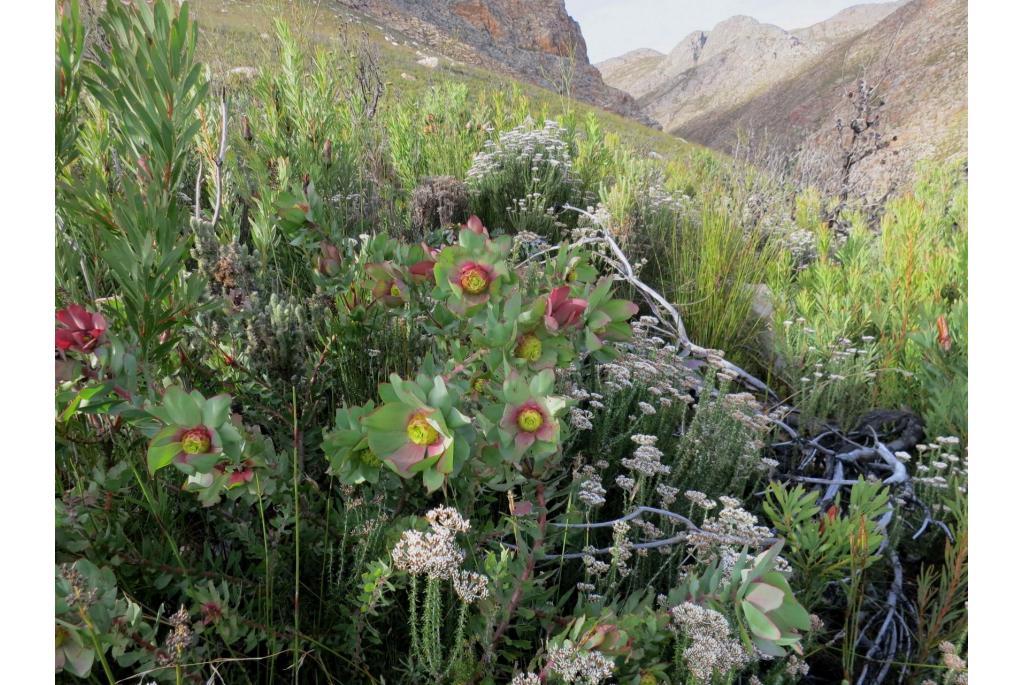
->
[408, 243, 439, 284]
[512, 326, 574, 371]
[433, 227, 512, 315]
[183, 456, 260, 507]
[494, 369, 566, 461]
[466, 289, 562, 371]
[363, 373, 472, 492]
[322, 400, 380, 485]
[544, 285, 588, 333]
[462, 214, 489, 238]
[365, 261, 410, 307]
[583, 276, 640, 362]
[56, 304, 107, 354]
[146, 386, 244, 476]
[317, 240, 342, 276]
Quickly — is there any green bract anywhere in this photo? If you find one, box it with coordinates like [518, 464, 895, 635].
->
[583, 276, 641, 362]
[735, 543, 811, 656]
[363, 373, 472, 492]
[146, 386, 244, 477]
[671, 540, 811, 658]
[323, 400, 380, 485]
[433, 227, 513, 315]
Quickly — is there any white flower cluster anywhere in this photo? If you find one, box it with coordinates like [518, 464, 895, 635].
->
[390, 506, 471, 581]
[686, 497, 780, 575]
[391, 528, 465, 580]
[656, 483, 679, 507]
[467, 120, 574, 184]
[684, 489, 717, 511]
[669, 602, 751, 683]
[452, 570, 490, 604]
[548, 644, 615, 685]
[569, 406, 595, 430]
[784, 654, 810, 677]
[622, 435, 671, 477]
[597, 319, 702, 411]
[913, 437, 967, 494]
[424, 506, 470, 534]
[577, 464, 607, 508]
[510, 673, 542, 685]
[614, 474, 636, 491]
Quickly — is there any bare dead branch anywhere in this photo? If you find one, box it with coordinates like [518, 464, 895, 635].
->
[210, 88, 229, 228]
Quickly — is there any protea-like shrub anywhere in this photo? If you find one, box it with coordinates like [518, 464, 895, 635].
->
[365, 261, 410, 307]
[672, 540, 811, 658]
[55, 304, 107, 353]
[146, 386, 243, 476]
[322, 400, 380, 485]
[363, 373, 472, 491]
[434, 226, 512, 315]
[493, 369, 566, 461]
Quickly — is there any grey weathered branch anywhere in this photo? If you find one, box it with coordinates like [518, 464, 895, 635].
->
[538, 203, 777, 399]
[193, 157, 203, 220]
[530, 505, 780, 561]
[210, 89, 229, 228]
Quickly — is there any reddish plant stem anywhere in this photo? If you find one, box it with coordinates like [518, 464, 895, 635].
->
[491, 481, 547, 651]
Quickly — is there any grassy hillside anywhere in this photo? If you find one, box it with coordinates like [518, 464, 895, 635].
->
[189, 0, 694, 158]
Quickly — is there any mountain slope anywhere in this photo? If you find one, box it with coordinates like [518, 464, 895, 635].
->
[188, 0, 687, 155]
[597, 3, 901, 132]
[678, 0, 967, 189]
[339, 0, 656, 124]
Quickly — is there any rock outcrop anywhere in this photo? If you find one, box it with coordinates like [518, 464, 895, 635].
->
[343, 0, 656, 125]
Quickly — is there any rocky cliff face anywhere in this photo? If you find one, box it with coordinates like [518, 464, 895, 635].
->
[597, 3, 901, 133]
[343, 0, 655, 124]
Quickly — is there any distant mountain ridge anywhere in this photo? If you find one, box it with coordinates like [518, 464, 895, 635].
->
[678, 0, 967, 190]
[597, 2, 903, 133]
[597, 0, 966, 189]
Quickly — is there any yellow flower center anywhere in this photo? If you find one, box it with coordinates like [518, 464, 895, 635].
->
[515, 333, 543, 362]
[472, 377, 488, 394]
[459, 265, 489, 295]
[389, 283, 401, 298]
[517, 408, 544, 433]
[181, 427, 212, 455]
[406, 413, 439, 446]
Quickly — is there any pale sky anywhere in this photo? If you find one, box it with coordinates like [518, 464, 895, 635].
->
[565, 0, 896, 62]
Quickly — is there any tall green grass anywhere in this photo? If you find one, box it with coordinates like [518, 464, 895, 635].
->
[772, 162, 967, 432]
